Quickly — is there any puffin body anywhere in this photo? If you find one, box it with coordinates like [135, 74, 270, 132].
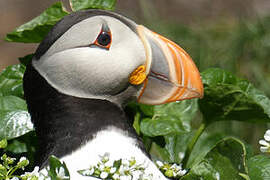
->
[23, 10, 203, 179]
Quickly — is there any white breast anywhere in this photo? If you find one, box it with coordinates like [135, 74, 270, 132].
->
[59, 127, 167, 179]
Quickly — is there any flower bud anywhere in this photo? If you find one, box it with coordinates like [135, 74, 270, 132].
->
[0, 164, 5, 170]
[0, 139, 7, 149]
[165, 169, 174, 177]
[17, 157, 29, 169]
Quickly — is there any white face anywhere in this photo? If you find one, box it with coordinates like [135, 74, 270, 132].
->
[33, 16, 146, 102]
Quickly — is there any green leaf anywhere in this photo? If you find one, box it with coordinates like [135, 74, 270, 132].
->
[199, 68, 270, 124]
[0, 96, 26, 111]
[150, 133, 192, 163]
[113, 159, 122, 171]
[187, 132, 226, 168]
[6, 132, 38, 168]
[247, 155, 270, 180]
[133, 112, 141, 135]
[140, 117, 187, 137]
[70, 0, 117, 12]
[182, 160, 223, 180]
[48, 156, 70, 180]
[140, 100, 198, 137]
[139, 104, 154, 117]
[154, 99, 198, 130]
[182, 137, 247, 180]
[151, 132, 226, 166]
[5, 132, 36, 154]
[6, 140, 27, 153]
[239, 173, 250, 180]
[19, 54, 34, 66]
[0, 96, 33, 140]
[5, 2, 69, 43]
[0, 64, 25, 98]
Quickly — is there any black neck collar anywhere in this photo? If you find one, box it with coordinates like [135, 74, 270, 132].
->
[23, 63, 146, 167]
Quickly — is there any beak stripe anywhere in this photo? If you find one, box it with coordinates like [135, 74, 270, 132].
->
[151, 33, 186, 102]
[136, 25, 203, 105]
[159, 35, 203, 102]
[137, 78, 148, 102]
[167, 44, 186, 102]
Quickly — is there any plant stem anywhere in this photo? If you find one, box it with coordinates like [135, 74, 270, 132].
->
[8, 166, 18, 177]
[182, 122, 206, 168]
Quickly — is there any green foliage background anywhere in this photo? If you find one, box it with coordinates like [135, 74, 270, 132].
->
[1, 0, 270, 179]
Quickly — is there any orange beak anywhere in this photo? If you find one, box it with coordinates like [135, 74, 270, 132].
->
[135, 25, 203, 105]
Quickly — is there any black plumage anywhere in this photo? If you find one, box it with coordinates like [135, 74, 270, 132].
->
[23, 63, 147, 168]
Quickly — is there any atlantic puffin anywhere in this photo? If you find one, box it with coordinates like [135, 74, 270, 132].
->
[23, 10, 203, 179]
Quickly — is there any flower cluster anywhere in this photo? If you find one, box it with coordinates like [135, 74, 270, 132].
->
[19, 166, 40, 180]
[0, 139, 38, 180]
[78, 153, 153, 180]
[1, 138, 187, 180]
[259, 129, 270, 153]
[0, 145, 39, 180]
[155, 160, 187, 179]
[0, 139, 68, 180]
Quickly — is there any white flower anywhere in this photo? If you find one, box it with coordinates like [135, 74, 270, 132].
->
[176, 169, 187, 176]
[155, 161, 187, 178]
[39, 168, 51, 180]
[21, 166, 40, 179]
[119, 164, 129, 175]
[19, 157, 27, 162]
[112, 173, 120, 179]
[178, 152, 185, 160]
[17, 157, 29, 170]
[100, 153, 110, 163]
[139, 161, 148, 170]
[77, 155, 153, 180]
[10, 158, 16, 162]
[171, 163, 178, 169]
[120, 175, 132, 180]
[31, 166, 40, 176]
[80, 168, 94, 176]
[56, 167, 69, 179]
[10, 177, 19, 180]
[104, 160, 113, 167]
[259, 140, 270, 152]
[155, 161, 164, 168]
[99, 164, 105, 171]
[122, 159, 129, 166]
[139, 173, 153, 180]
[110, 167, 117, 173]
[100, 171, 109, 179]
[259, 129, 270, 153]
[38, 174, 52, 180]
[264, 130, 270, 141]
[131, 170, 143, 179]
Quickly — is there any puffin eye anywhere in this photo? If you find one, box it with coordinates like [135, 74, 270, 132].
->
[93, 30, 112, 50]
[97, 32, 111, 47]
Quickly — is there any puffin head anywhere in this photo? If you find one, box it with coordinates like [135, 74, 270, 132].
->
[31, 10, 203, 107]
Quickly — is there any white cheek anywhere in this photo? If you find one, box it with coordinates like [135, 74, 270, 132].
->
[33, 45, 145, 99]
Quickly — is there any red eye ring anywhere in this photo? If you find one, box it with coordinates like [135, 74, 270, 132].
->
[93, 29, 112, 50]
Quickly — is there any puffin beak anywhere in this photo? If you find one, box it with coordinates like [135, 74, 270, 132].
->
[131, 25, 203, 105]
